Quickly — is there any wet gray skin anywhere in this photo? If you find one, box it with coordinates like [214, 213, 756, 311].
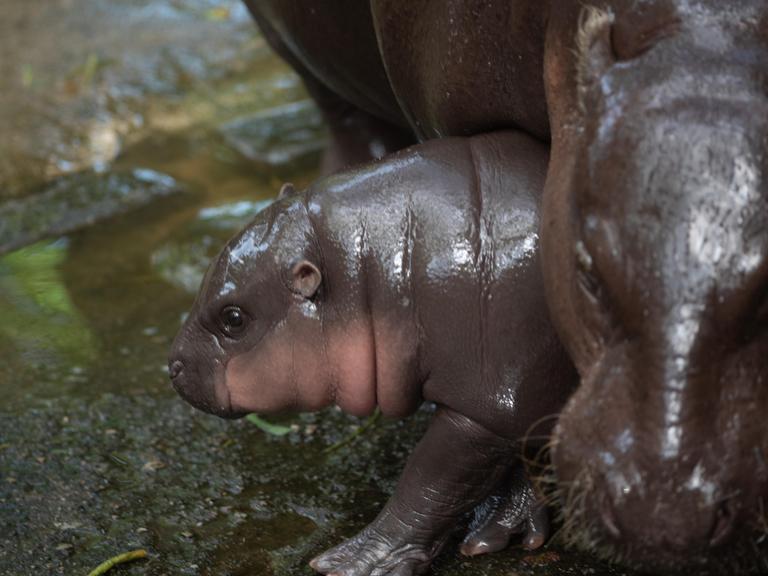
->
[541, 0, 768, 571]
[169, 131, 578, 575]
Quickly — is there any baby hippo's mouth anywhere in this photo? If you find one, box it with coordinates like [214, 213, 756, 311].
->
[168, 358, 245, 419]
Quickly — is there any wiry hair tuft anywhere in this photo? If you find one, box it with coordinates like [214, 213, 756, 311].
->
[575, 5, 615, 112]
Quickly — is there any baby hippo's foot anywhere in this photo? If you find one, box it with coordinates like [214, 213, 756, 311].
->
[310, 512, 445, 576]
[460, 465, 549, 557]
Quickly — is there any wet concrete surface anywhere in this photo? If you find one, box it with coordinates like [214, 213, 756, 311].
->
[0, 1, 646, 575]
[0, 0, 325, 245]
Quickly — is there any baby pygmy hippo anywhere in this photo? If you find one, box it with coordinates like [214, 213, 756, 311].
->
[169, 131, 577, 576]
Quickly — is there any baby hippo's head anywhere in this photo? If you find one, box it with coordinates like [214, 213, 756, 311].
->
[168, 188, 329, 418]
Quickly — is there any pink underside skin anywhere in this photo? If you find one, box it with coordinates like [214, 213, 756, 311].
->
[223, 314, 420, 418]
[325, 321, 377, 416]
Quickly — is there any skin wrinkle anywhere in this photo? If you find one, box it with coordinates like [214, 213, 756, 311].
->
[334, 218, 366, 413]
[405, 198, 430, 387]
[211, 327, 237, 402]
[302, 192, 339, 407]
[467, 139, 484, 268]
[467, 138, 491, 391]
[402, 198, 417, 327]
[359, 215, 380, 412]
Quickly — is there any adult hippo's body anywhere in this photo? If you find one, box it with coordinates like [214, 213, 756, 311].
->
[169, 131, 577, 575]
[242, 0, 551, 168]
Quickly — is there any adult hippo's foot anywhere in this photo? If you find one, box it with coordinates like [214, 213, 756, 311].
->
[310, 408, 539, 575]
[461, 464, 549, 556]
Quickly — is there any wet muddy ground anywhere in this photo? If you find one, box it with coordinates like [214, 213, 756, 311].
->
[0, 1, 642, 575]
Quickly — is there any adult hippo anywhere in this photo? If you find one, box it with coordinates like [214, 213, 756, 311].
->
[541, 0, 768, 571]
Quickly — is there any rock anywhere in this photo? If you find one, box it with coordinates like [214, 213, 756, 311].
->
[0, 0, 306, 200]
[219, 100, 327, 166]
[0, 169, 181, 255]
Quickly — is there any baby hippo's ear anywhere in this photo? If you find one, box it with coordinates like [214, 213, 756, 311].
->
[291, 260, 322, 299]
[278, 182, 297, 200]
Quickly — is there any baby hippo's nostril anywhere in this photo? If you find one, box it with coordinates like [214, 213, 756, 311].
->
[709, 500, 736, 547]
[168, 360, 184, 380]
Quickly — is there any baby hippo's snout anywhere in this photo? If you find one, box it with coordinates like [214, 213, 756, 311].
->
[168, 324, 239, 418]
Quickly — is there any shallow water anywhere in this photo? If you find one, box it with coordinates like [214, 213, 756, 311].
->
[0, 1, 642, 575]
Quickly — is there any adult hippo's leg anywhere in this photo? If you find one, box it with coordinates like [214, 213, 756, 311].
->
[303, 83, 416, 177]
[243, 0, 415, 174]
[310, 409, 546, 576]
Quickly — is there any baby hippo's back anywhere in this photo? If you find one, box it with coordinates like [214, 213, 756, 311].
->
[307, 131, 575, 439]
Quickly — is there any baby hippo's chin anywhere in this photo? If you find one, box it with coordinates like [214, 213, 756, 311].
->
[227, 386, 322, 416]
[227, 384, 378, 418]
[197, 390, 249, 420]
[177, 392, 247, 419]
[216, 408, 250, 420]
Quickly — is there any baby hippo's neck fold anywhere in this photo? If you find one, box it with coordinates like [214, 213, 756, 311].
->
[305, 170, 426, 418]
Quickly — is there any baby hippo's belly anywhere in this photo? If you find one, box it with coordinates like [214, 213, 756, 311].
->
[309, 130, 575, 437]
[417, 245, 576, 441]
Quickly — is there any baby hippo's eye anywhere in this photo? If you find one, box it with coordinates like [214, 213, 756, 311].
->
[220, 305, 248, 337]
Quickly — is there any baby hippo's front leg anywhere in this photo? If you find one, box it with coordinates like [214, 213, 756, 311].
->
[310, 408, 517, 576]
